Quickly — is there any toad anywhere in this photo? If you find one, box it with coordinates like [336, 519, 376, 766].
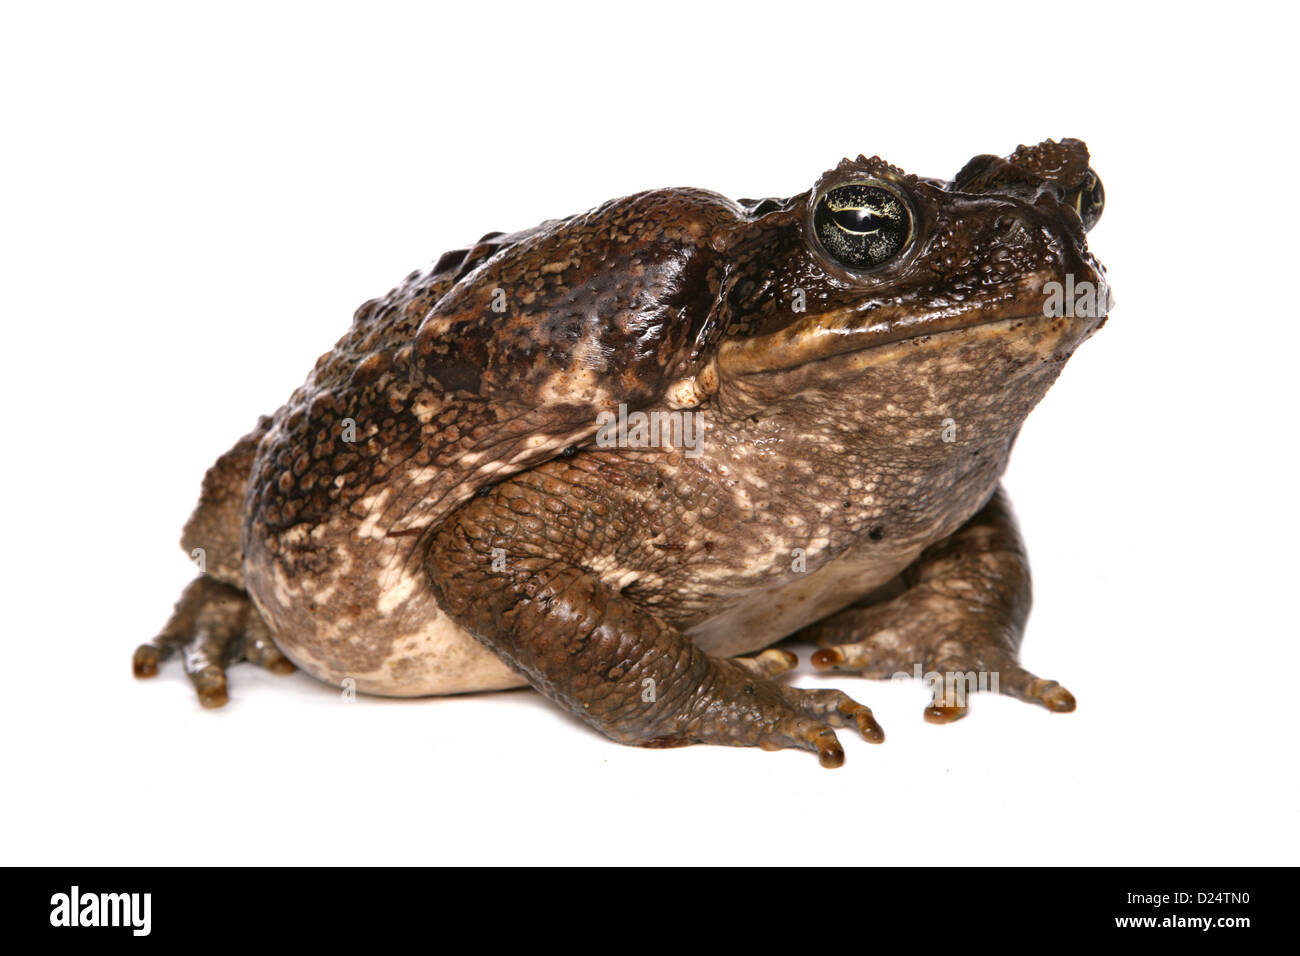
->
[136, 138, 1109, 767]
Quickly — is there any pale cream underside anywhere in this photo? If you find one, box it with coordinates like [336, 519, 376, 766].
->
[280, 539, 920, 698]
[267, 591, 524, 698]
[681, 542, 922, 657]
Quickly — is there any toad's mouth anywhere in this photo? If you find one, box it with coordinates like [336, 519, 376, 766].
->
[716, 281, 1110, 377]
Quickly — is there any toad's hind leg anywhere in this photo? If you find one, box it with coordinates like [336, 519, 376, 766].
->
[134, 416, 294, 706]
[799, 486, 1076, 723]
[133, 577, 293, 707]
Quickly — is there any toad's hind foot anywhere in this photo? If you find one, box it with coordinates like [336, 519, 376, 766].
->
[134, 576, 294, 707]
[807, 604, 1075, 723]
[801, 486, 1075, 724]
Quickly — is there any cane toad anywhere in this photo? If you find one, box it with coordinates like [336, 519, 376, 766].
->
[136, 138, 1109, 767]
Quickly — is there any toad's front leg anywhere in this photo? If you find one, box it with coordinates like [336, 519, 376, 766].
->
[802, 486, 1076, 723]
[425, 488, 883, 768]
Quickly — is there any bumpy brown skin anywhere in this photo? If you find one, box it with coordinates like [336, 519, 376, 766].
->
[239, 191, 741, 691]
[138, 139, 1109, 767]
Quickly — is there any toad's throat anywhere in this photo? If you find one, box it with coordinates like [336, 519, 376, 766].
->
[716, 293, 1107, 377]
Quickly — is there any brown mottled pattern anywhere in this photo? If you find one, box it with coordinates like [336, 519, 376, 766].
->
[143, 139, 1109, 765]
[239, 187, 746, 681]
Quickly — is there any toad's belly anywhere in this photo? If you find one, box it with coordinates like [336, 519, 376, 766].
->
[244, 532, 526, 696]
[246, 531, 920, 697]
[265, 590, 527, 697]
[683, 541, 924, 657]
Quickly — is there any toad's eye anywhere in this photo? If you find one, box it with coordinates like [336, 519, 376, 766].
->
[1073, 169, 1105, 232]
[812, 182, 913, 271]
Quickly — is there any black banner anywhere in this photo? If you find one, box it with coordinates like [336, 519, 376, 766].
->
[10, 867, 1285, 941]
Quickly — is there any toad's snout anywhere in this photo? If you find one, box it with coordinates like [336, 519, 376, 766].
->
[953, 138, 1105, 233]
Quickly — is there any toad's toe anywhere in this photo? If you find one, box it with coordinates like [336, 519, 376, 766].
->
[135, 576, 292, 707]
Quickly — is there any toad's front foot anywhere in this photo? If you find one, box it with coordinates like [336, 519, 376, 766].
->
[646, 655, 884, 768]
[429, 506, 884, 767]
[134, 576, 294, 707]
[802, 487, 1075, 723]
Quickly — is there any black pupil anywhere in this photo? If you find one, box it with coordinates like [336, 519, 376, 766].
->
[814, 183, 909, 270]
[831, 208, 887, 232]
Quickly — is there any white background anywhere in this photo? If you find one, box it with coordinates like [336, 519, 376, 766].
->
[2, 1, 1296, 866]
